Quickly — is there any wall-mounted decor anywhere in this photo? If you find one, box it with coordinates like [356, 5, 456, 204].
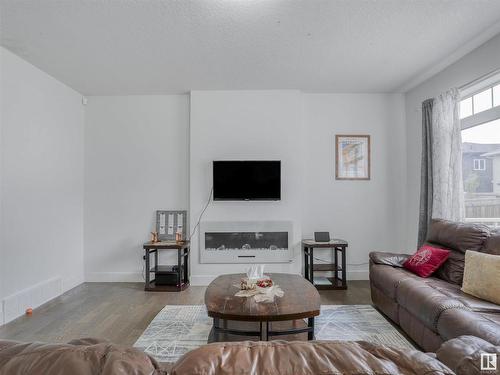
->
[335, 135, 371, 180]
[156, 210, 187, 241]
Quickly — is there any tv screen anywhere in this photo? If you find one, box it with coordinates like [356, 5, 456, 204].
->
[213, 161, 281, 201]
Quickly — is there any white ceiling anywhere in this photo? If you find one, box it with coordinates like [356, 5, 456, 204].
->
[2, 0, 500, 95]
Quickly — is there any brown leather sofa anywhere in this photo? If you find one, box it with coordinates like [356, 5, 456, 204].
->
[1, 336, 498, 374]
[0, 337, 457, 375]
[370, 218, 500, 352]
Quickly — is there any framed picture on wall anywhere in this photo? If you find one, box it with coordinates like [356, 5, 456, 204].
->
[335, 135, 371, 180]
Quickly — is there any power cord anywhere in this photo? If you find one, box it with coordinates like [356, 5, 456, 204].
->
[189, 186, 213, 241]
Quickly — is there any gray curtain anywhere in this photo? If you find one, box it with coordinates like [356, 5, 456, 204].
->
[430, 89, 464, 222]
[418, 89, 464, 247]
[418, 99, 434, 247]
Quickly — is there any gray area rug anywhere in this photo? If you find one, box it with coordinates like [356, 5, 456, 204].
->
[134, 304, 415, 363]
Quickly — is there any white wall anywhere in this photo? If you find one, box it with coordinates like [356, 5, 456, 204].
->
[302, 94, 407, 277]
[405, 33, 500, 249]
[84, 96, 189, 281]
[0, 47, 84, 323]
[187, 90, 407, 284]
[0, 46, 4, 320]
[189, 91, 305, 284]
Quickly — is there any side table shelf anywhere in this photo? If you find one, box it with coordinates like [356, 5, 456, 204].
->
[143, 241, 190, 292]
[302, 239, 348, 290]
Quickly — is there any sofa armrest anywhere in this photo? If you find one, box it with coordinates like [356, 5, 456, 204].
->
[369, 251, 410, 267]
[437, 335, 500, 375]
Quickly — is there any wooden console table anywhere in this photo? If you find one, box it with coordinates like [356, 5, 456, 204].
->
[302, 239, 348, 290]
[143, 241, 190, 292]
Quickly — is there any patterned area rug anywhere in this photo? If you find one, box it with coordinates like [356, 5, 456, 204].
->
[134, 304, 415, 363]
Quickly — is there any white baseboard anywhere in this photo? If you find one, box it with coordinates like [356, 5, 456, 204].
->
[347, 270, 369, 280]
[190, 270, 369, 286]
[83, 269, 369, 285]
[2, 277, 63, 325]
[64, 274, 85, 292]
[85, 272, 143, 282]
[190, 275, 218, 286]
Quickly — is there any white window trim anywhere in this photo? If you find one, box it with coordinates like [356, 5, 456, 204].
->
[460, 69, 500, 98]
[461, 103, 500, 130]
[460, 73, 500, 227]
[473, 159, 486, 171]
[460, 70, 500, 129]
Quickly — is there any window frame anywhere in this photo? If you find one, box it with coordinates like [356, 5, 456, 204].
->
[460, 78, 500, 130]
[472, 159, 486, 171]
[460, 73, 500, 227]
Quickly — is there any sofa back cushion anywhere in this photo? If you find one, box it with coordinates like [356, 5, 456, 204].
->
[0, 339, 165, 375]
[483, 229, 500, 255]
[426, 219, 490, 285]
[426, 219, 490, 253]
[434, 250, 465, 285]
[170, 341, 453, 375]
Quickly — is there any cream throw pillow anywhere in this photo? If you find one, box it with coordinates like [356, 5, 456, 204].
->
[461, 250, 500, 305]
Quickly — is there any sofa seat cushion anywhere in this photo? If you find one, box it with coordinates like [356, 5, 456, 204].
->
[424, 278, 500, 313]
[369, 263, 419, 300]
[437, 309, 500, 345]
[481, 311, 500, 325]
[396, 278, 466, 331]
[170, 340, 454, 375]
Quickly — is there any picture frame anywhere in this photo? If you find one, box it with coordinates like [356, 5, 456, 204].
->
[335, 135, 371, 180]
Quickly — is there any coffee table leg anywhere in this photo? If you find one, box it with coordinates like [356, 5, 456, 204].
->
[213, 318, 220, 342]
[308, 317, 315, 340]
[258, 321, 270, 341]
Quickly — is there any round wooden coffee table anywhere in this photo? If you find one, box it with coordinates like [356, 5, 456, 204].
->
[205, 273, 320, 342]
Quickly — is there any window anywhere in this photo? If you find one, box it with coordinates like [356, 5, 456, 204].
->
[461, 118, 500, 227]
[473, 159, 486, 170]
[459, 72, 500, 226]
[460, 83, 500, 119]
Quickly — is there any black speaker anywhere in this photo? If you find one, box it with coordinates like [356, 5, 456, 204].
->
[314, 232, 330, 242]
[154, 265, 180, 285]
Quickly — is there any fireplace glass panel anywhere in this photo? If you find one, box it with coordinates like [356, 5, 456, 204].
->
[205, 232, 288, 251]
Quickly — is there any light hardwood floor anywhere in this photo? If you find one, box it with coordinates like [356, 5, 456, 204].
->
[0, 281, 372, 346]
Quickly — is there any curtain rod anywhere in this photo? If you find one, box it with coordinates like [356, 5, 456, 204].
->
[458, 67, 500, 91]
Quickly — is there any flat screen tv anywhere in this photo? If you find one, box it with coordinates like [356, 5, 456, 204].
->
[213, 160, 281, 201]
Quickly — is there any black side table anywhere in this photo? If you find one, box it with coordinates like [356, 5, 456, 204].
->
[302, 239, 348, 290]
[143, 241, 190, 291]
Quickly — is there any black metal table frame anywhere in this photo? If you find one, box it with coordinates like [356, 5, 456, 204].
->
[144, 246, 189, 288]
[211, 317, 315, 342]
[303, 244, 347, 289]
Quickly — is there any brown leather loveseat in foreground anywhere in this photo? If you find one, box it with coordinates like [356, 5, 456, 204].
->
[0, 337, 458, 375]
[1, 336, 498, 374]
[370, 218, 500, 352]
